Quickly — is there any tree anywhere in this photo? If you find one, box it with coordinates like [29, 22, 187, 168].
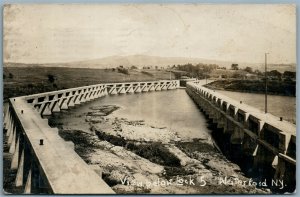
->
[27, 83, 34, 89]
[232, 73, 243, 78]
[283, 71, 296, 79]
[254, 69, 262, 75]
[47, 74, 55, 83]
[208, 64, 219, 70]
[231, 64, 239, 70]
[130, 65, 138, 69]
[268, 70, 282, 80]
[244, 67, 253, 73]
[9, 73, 13, 79]
[117, 67, 129, 75]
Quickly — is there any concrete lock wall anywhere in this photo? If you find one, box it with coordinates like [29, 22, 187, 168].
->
[2, 80, 179, 194]
[186, 80, 296, 192]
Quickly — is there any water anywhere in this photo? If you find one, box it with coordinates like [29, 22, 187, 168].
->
[216, 90, 296, 124]
[53, 89, 213, 141]
[47, 88, 295, 193]
[52, 88, 296, 142]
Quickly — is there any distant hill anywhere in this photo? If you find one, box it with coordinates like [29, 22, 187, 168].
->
[4, 55, 296, 72]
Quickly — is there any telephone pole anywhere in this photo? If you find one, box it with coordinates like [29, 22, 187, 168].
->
[265, 53, 269, 114]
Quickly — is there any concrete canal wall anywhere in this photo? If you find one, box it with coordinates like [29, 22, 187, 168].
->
[186, 80, 296, 192]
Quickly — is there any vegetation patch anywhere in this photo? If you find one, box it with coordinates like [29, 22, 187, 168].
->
[3, 67, 175, 101]
[205, 80, 296, 96]
[141, 71, 154, 77]
[117, 67, 129, 75]
[164, 166, 195, 178]
[89, 105, 120, 116]
[176, 139, 216, 154]
[58, 130, 97, 161]
[95, 130, 181, 167]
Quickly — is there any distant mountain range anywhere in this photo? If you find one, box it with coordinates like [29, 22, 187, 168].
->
[4, 55, 296, 72]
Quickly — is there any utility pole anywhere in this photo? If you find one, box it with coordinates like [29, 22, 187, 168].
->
[265, 53, 269, 114]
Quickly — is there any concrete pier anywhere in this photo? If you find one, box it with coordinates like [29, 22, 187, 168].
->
[186, 80, 296, 192]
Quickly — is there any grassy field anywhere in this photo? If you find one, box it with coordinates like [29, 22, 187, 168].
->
[3, 67, 175, 101]
[209, 69, 249, 78]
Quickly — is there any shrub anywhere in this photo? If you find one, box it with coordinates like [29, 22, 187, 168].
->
[141, 71, 153, 76]
[9, 73, 13, 79]
[117, 68, 129, 75]
[47, 74, 55, 83]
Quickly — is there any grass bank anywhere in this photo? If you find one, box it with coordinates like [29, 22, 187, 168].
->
[3, 67, 175, 101]
[205, 79, 295, 97]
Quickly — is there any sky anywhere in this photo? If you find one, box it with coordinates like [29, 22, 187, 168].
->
[3, 4, 296, 64]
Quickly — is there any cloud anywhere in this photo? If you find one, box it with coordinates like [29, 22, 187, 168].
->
[3, 4, 296, 64]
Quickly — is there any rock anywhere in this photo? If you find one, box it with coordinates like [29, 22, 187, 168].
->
[166, 145, 196, 167]
[137, 160, 164, 174]
[111, 146, 124, 152]
[118, 124, 177, 143]
[108, 170, 127, 184]
[112, 184, 149, 194]
[88, 112, 106, 116]
[86, 116, 104, 123]
[55, 105, 270, 195]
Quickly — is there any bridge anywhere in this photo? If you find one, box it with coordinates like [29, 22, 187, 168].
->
[3, 80, 179, 194]
[186, 80, 296, 192]
[3, 79, 296, 193]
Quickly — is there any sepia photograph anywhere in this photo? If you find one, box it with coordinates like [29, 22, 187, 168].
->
[2, 3, 296, 194]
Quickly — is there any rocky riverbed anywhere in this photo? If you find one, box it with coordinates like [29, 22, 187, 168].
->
[49, 105, 270, 194]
